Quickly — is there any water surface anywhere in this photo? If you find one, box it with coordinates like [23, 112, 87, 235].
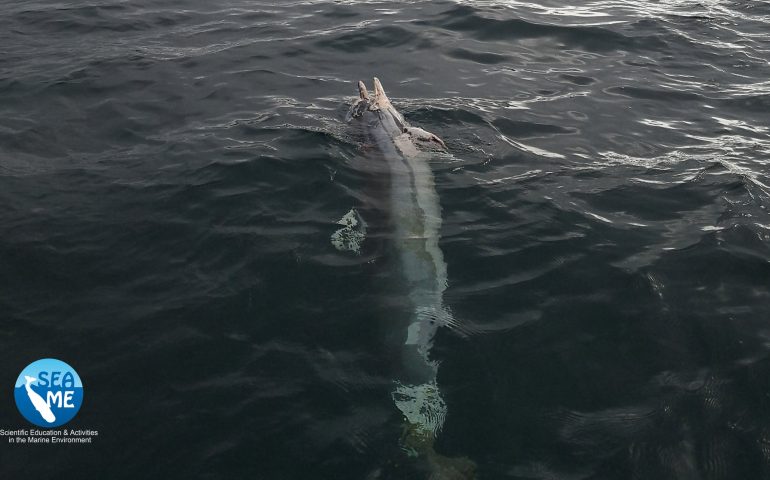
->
[2, 1, 770, 478]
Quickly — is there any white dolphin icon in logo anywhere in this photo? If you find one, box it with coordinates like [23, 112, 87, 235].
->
[23, 376, 56, 423]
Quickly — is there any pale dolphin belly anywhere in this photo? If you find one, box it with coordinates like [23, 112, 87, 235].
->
[349, 78, 476, 478]
[373, 126, 450, 435]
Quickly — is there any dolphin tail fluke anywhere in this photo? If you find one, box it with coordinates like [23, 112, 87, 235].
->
[400, 424, 477, 480]
[426, 450, 477, 480]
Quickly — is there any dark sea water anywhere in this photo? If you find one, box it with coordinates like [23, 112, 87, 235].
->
[2, 0, 770, 478]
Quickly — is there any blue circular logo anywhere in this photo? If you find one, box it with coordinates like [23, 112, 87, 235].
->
[14, 359, 84, 428]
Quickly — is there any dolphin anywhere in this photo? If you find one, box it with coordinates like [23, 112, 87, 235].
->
[24, 375, 56, 423]
[347, 78, 475, 479]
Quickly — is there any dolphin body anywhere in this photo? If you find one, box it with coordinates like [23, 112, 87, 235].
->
[24, 375, 56, 423]
[348, 78, 475, 479]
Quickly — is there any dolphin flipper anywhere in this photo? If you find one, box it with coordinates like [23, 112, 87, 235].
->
[358, 81, 370, 100]
[372, 77, 391, 109]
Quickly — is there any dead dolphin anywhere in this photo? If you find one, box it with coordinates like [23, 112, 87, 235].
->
[347, 78, 475, 480]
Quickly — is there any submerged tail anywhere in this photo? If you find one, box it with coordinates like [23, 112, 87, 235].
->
[399, 414, 477, 480]
[392, 314, 477, 480]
